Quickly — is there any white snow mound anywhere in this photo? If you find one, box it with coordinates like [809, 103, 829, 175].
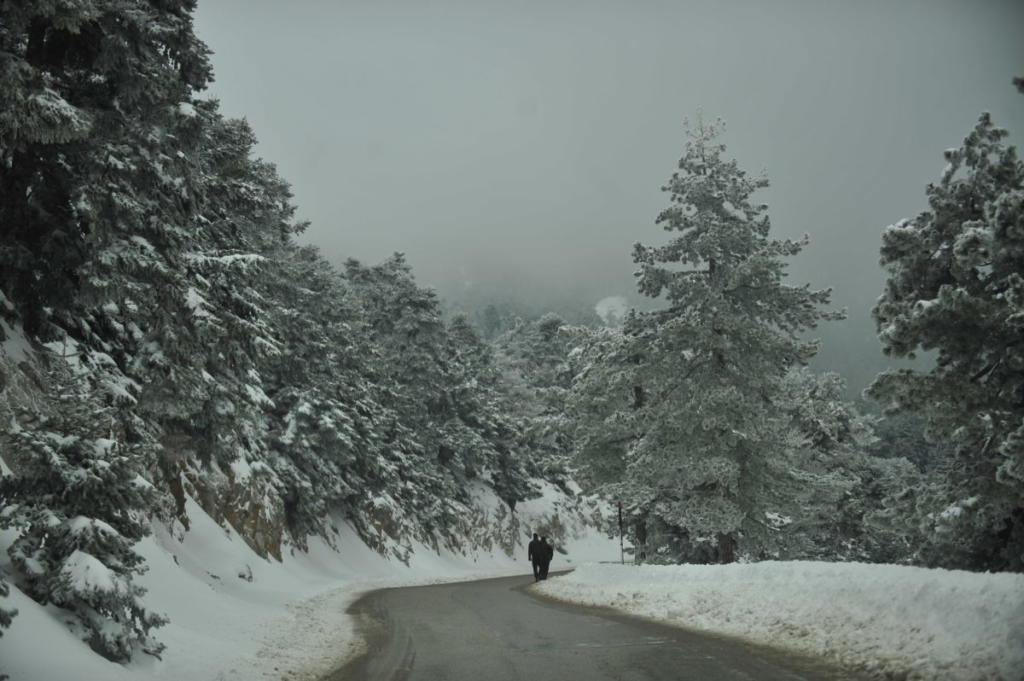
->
[533, 561, 1024, 681]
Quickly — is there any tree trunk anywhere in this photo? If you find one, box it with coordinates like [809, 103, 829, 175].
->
[717, 532, 735, 564]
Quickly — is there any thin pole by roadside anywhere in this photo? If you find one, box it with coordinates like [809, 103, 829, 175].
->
[617, 500, 624, 565]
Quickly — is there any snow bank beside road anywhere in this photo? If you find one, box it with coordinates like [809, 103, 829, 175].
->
[534, 561, 1024, 681]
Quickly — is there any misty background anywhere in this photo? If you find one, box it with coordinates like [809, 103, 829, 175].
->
[193, 0, 1023, 394]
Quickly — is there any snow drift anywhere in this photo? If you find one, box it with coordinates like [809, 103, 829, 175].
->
[533, 561, 1024, 681]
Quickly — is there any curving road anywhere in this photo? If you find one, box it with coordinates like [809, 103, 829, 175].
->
[323, 573, 864, 681]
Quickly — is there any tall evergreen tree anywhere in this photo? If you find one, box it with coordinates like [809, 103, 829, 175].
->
[0, 0, 214, 658]
[868, 101, 1024, 571]
[0, 0, 235, 487]
[344, 256, 540, 536]
[576, 119, 840, 562]
[0, 0, 212, 338]
[445, 315, 537, 508]
[344, 254, 461, 535]
[262, 245, 385, 544]
[0, 359, 165, 661]
[143, 107, 286, 471]
[776, 369, 916, 563]
[493, 314, 578, 486]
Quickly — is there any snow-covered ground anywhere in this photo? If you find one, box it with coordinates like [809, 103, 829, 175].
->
[533, 561, 1024, 681]
[0, 486, 618, 681]
[9, 463, 1021, 681]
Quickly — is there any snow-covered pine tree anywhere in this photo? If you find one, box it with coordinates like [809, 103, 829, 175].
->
[0, 0, 232, 505]
[0, 0, 211, 339]
[343, 256, 541, 541]
[445, 315, 538, 509]
[868, 101, 1024, 571]
[860, 409, 955, 563]
[344, 255, 471, 538]
[493, 314, 579, 486]
[0, 359, 165, 661]
[776, 369, 917, 563]
[262, 244, 386, 545]
[867, 408, 955, 473]
[441, 316, 501, 481]
[146, 107, 285, 472]
[0, 576, 14, 635]
[576, 118, 841, 563]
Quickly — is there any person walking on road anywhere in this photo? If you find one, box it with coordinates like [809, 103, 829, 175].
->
[539, 536, 553, 579]
[528, 533, 543, 581]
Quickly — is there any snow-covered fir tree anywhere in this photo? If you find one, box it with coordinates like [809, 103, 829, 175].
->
[343, 255, 466, 538]
[262, 244, 386, 545]
[866, 408, 955, 473]
[445, 315, 538, 509]
[775, 369, 917, 563]
[140, 107, 283, 473]
[493, 313, 580, 486]
[0, 0, 211, 340]
[343, 255, 539, 543]
[0, 360, 165, 661]
[0, 575, 13, 635]
[574, 119, 842, 563]
[0, 0, 211, 660]
[868, 100, 1024, 571]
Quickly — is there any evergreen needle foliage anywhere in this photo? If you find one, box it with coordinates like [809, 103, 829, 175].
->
[0, 363, 165, 661]
[573, 118, 843, 563]
[0, 0, 552, 659]
[868, 98, 1024, 571]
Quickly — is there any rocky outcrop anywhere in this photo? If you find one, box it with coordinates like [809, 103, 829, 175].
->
[175, 457, 286, 562]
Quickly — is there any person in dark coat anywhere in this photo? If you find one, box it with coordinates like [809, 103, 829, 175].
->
[528, 533, 542, 581]
[539, 536, 553, 579]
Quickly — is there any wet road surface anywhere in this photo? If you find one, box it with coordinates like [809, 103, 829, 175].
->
[323, 573, 865, 681]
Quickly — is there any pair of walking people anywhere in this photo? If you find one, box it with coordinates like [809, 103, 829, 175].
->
[528, 533, 554, 581]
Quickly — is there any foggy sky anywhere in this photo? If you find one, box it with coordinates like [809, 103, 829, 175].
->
[193, 0, 1023, 394]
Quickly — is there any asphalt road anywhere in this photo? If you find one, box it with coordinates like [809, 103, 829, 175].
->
[323, 573, 865, 681]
